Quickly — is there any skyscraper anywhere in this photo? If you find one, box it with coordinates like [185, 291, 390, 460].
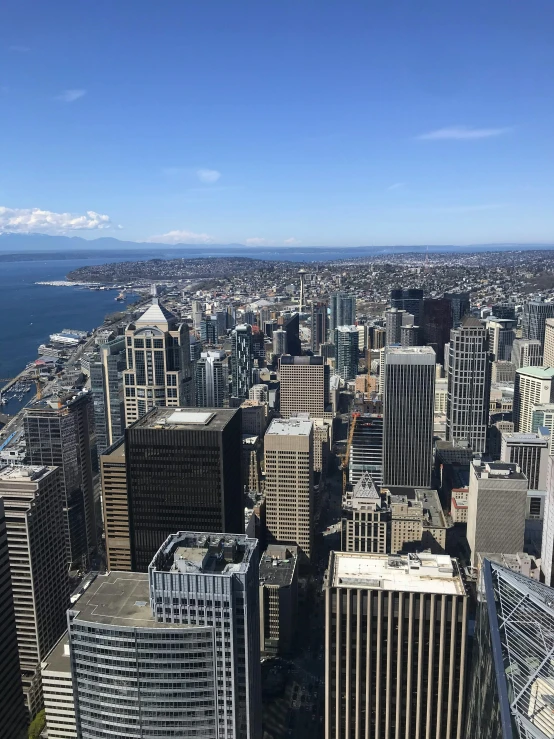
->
[200, 315, 218, 344]
[69, 533, 262, 739]
[123, 298, 193, 424]
[385, 307, 404, 345]
[0, 465, 69, 714]
[511, 338, 543, 369]
[195, 350, 229, 407]
[501, 430, 549, 490]
[324, 551, 468, 739]
[231, 324, 253, 400]
[446, 316, 490, 454]
[191, 298, 204, 330]
[329, 292, 356, 332]
[334, 325, 359, 380]
[348, 413, 383, 487]
[259, 545, 298, 657]
[444, 291, 470, 327]
[487, 318, 516, 361]
[466, 560, 554, 739]
[400, 323, 418, 346]
[310, 301, 328, 353]
[514, 366, 554, 432]
[279, 355, 328, 418]
[126, 407, 243, 571]
[0, 497, 27, 737]
[150, 532, 262, 739]
[272, 328, 287, 356]
[24, 392, 97, 566]
[491, 302, 516, 320]
[544, 317, 554, 367]
[382, 346, 435, 488]
[531, 403, 554, 454]
[466, 461, 527, 564]
[283, 313, 301, 356]
[265, 417, 314, 562]
[100, 439, 130, 571]
[390, 288, 424, 328]
[341, 473, 389, 552]
[89, 335, 126, 456]
[522, 299, 554, 344]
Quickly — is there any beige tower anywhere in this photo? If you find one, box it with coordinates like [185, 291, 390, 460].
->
[0, 465, 69, 715]
[279, 355, 329, 418]
[265, 417, 314, 562]
[100, 439, 131, 571]
[514, 366, 554, 432]
[544, 318, 554, 367]
[123, 298, 193, 424]
[324, 551, 468, 739]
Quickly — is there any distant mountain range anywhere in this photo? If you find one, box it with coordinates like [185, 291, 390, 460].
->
[0, 232, 554, 255]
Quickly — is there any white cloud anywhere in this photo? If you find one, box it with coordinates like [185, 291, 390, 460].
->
[55, 89, 86, 103]
[9, 45, 30, 52]
[0, 206, 113, 234]
[245, 237, 269, 246]
[387, 182, 405, 191]
[196, 169, 221, 184]
[284, 237, 301, 245]
[416, 125, 511, 141]
[147, 229, 216, 245]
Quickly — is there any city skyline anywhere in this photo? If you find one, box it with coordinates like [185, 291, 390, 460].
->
[1, 1, 554, 246]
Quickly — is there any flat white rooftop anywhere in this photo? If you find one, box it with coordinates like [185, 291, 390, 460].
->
[0, 465, 53, 482]
[329, 552, 464, 595]
[266, 418, 313, 436]
[166, 410, 215, 425]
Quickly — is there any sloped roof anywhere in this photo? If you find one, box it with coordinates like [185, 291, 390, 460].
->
[136, 299, 176, 326]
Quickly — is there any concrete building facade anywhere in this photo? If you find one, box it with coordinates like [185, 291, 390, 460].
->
[0, 465, 69, 714]
[100, 439, 130, 571]
[514, 366, 554, 432]
[500, 430, 549, 491]
[264, 418, 314, 562]
[279, 355, 329, 418]
[324, 551, 468, 739]
[259, 544, 298, 657]
[122, 299, 193, 424]
[467, 461, 528, 565]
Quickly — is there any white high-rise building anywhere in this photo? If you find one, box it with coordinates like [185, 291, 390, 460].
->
[195, 350, 229, 407]
[500, 430, 549, 490]
[123, 298, 193, 423]
[531, 403, 554, 454]
[446, 316, 490, 454]
[382, 346, 435, 488]
[324, 551, 468, 739]
[511, 338, 543, 369]
[514, 366, 554, 432]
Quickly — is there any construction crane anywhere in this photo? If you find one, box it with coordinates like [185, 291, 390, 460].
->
[340, 412, 360, 496]
[0, 369, 45, 403]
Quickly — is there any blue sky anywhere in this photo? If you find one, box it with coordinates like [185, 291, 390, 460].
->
[1, 0, 553, 247]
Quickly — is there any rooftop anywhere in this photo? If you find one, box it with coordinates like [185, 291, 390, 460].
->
[150, 532, 257, 576]
[0, 464, 55, 484]
[516, 366, 554, 379]
[280, 355, 323, 366]
[259, 545, 298, 587]
[266, 417, 313, 437]
[70, 572, 183, 629]
[326, 552, 465, 595]
[502, 431, 550, 444]
[135, 299, 177, 327]
[131, 406, 238, 432]
[41, 633, 71, 676]
[472, 461, 527, 481]
[352, 472, 380, 501]
[384, 487, 447, 529]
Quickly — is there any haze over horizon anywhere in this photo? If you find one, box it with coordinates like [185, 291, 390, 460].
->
[1, 1, 553, 247]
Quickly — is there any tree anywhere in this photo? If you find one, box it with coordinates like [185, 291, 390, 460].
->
[28, 709, 45, 739]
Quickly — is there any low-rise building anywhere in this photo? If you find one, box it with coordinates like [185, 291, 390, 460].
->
[342, 473, 389, 553]
[383, 486, 448, 554]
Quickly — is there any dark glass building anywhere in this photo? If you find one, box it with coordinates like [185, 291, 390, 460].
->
[89, 335, 126, 456]
[422, 297, 452, 365]
[126, 407, 243, 571]
[444, 292, 471, 327]
[24, 392, 97, 567]
[310, 301, 328, 353]
[283, 313, 301, 356]
[390, 288, 424, 328]
[466, 559, 554, 739]
[521, 299, 554, 344]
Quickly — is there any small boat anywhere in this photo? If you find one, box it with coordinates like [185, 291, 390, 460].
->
[115, 291, 126, 301]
